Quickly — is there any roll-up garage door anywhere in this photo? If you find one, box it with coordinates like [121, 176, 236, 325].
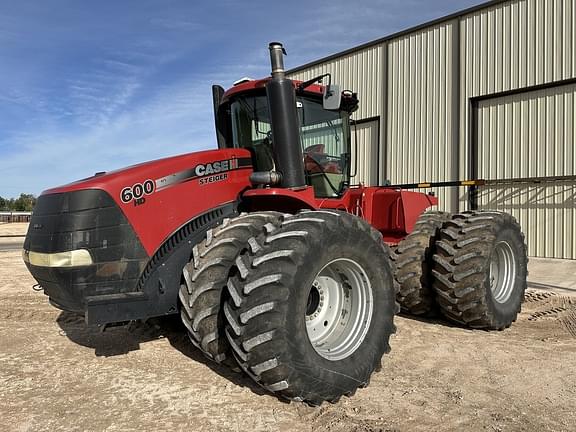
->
[475, 83, 576, 259]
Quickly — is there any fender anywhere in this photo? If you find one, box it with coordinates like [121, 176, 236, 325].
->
[361, 187, 438, 243]
[86, 203, 238, 325]
[241, 186, 317, 213]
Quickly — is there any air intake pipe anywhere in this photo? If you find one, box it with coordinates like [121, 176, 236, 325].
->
[265, 42, 306, 189]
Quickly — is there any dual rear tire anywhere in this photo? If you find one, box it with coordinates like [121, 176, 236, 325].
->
[392, 211, 449, 315]
[394, 210, 528, 329]
[432, 211, 528, 329]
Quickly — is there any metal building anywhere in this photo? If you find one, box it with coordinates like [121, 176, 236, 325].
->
[288, 0, 576, 259]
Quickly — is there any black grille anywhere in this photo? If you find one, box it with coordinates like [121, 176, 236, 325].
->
[24, 190, 148, 312]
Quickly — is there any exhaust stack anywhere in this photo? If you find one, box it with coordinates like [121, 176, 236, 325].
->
[265, 42, 306, 189]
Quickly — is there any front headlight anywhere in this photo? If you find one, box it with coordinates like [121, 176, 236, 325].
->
[22, 249, 93, 268]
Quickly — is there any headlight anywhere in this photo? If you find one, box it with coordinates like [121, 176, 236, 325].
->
[22, 249, 93, 268]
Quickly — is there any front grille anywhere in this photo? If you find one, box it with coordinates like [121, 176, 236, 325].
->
[24, 190, 148, 312]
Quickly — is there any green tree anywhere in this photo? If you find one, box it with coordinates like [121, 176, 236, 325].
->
[12, 194, 36, 211]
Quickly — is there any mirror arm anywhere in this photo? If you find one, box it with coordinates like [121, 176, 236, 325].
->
[297, 73, 331, 92]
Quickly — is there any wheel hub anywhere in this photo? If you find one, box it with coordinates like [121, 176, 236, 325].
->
[489, 240, 517, 303]
[305, 258, 373, 361]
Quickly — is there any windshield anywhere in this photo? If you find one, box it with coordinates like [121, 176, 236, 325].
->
[230, 94, 350, 197]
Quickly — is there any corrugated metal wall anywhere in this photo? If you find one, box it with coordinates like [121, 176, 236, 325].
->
[288, 44, 384, 120]
[460, 0, 576, 178]
[461, 0, 575, 101]
[387, 22, 456, 212]
[351, 120, 379, 186]
[461, 0, 576, 258]
[476, 83, 576, 258]
[289, 0, 576, 258]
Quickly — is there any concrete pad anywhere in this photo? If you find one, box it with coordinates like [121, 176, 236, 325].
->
[528, 257, 576, 296]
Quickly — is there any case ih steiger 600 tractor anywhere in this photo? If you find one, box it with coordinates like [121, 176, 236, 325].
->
[23, 43, 527, 405]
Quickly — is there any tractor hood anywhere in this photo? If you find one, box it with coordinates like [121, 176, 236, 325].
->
[23, 147, 253, 320]
[37, 148, 254, 255]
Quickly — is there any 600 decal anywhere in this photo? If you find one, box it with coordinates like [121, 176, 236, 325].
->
[121, 180, 155, 205]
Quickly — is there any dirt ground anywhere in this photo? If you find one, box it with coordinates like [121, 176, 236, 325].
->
[0, 222, 29, 236]
[1, 230, 575, 432]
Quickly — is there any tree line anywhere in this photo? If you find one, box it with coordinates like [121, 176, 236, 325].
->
[0, 194, 37, 212]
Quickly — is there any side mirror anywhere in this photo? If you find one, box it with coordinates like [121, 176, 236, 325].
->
[323, 84, 341, 110]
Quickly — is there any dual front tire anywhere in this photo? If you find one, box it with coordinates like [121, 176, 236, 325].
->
[179, 212, 282, 364]
[224, 210, 396, 404]
[180, 210, 397, 405]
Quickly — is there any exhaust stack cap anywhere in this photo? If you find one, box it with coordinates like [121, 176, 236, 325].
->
[269, 42, 287, 78]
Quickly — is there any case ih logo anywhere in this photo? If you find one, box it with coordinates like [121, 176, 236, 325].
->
[120, 157, 251, 206]
[194, 159, 238, 177]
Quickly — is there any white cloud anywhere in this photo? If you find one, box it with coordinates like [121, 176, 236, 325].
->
[0, 67, 237, 196]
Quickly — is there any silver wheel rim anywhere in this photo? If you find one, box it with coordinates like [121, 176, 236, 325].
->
[305, 258, 373, 361]
[489, 241, 517, 303]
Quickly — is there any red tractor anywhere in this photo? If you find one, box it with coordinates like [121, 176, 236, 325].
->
[23, 43, 527, 405]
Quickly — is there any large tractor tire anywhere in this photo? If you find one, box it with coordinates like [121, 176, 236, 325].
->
[392, 211, 450, 315]
[179, 212, 282, 364]
[223, 210, 397, 405]
[432, 211, 528, 329]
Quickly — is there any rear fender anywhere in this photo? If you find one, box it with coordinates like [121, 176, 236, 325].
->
[362, 188, 437, 243]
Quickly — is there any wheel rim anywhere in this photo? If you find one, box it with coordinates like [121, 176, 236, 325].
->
[489, 240, 517, 303]
[305, 258, 373, 361]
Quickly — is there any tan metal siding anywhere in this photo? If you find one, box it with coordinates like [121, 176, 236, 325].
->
[476, 83, 576, 258]
[460, 0, 576, 181]
[351, 120, 379, 186]
[387, 23, 455, 212]
[460, 0, 576, 259]
[288, 44, 384, 120]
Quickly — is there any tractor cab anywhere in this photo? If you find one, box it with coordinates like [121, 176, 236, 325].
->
[213, 72, 358, 198]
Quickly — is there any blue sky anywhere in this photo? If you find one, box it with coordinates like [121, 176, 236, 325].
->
[0, 0, 482, 198]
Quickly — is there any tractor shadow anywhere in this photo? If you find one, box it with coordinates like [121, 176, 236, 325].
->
[396, 311, 463, 329]
[55, 311, 269, 397]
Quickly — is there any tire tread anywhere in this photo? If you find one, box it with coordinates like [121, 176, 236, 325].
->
[180, 212, 282, 363]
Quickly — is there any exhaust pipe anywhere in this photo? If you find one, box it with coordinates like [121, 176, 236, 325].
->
[269, 42, 286, 77]
[265, 42, 306, 189]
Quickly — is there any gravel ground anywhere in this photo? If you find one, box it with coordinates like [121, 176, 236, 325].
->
[1, 227, 575, 432]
